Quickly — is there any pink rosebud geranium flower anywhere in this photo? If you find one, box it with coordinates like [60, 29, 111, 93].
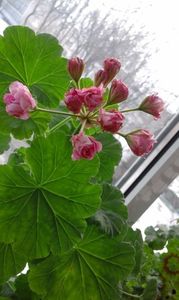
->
[139, 94, 164, 119]
[71, 132, 102, 160]
[103, 58, 121, 86]
[109, 79, 129, 103]
[64, 88, 83, 114]
[125, 129, 155, 156]
[80, 87, 103, 111]
[98, 109, 125, 133]
[68, 57, 84, 83]
[3, 81, 36, 120]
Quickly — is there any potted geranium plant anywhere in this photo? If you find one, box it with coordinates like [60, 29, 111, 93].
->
[0, 25, 164, 300]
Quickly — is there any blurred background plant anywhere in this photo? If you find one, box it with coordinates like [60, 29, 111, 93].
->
[121, 220, 179, 299]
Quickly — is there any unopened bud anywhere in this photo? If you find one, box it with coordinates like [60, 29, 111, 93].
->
[109, 79, 129, 104]
[68, 57, 84, 83]
[94, 69, 106, 87]
[125, 130, 155, 156]
[103, 58, 121, 86]
[139, 94, 164, 119]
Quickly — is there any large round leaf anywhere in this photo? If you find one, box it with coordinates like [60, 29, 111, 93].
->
[0, 26, 70, 140]
[0, 26, 69, 106]
[95, 133, 122, 182]
[0, 132, 101, 259]
[29, 226, 135, 300]
[0, 243, 26, 284]
[0, 108, 51, 139]
[92, 184, 128, 235]
[124, 227, 143, 275]
[0, 132, 10, 154]
[14, 274, 41, 300]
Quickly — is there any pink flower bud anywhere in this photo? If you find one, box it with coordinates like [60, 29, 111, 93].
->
[94, 69, 107, 87]
[103, 58, 121, 86]
[3, 81, 36, 120]
[80, 87, 103, 111]
[64, 88, 83, 114]
[68, 57, 84, 83]
[125, 129, 155, 156]
[71, 132, 102, 160]
[109, 79, 129, 103]
[139, 94, 164, 119]
[98, 109, 125, 133]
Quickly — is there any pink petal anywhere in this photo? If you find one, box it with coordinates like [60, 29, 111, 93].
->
[3, 93, 15, 105]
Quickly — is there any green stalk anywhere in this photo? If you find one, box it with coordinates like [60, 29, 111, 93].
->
[80, 119, 87, 132]
[48, 116, 71, 134]
[120, 108, 139, 113]
[36, 106, 80, 117]
[7, 281, 16, 292]
[118, 288, 141, 298]
[73, 122, 82, 135]
[117, 132, 127, 138]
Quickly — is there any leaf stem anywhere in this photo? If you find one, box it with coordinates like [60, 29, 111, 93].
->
[7, 281, 16, 292]
[48, 116, 71, 134]
[36, 106, 80, 117]
[120, 108, 139, 113]
[118, 289, 141, 298]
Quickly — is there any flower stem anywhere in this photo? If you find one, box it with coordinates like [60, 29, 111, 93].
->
[36, 106, 80, 117]
[118, 289, 141, 299]
[80, 119, 87, 132]
[48, 116, 71, 134]
[73, 122, 82, 135]
[120, 108, 139, 113]
[118, 132, 127, 138]
[107, 87, 111, 103]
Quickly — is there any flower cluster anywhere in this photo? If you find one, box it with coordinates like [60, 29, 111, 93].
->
[66, 56, 164, 160]
[3, 56, 164, 161]
[65, 86, 103, 113]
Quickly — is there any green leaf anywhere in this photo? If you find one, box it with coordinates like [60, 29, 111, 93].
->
[0, 132, 10, 154]
[92, 184, 128, 235]
[124, 228, 143, 275]
[141, 245, 158, 279]
[167, 238, 179, 253]
[162, 239, 179, 279]
[0, 243, 26, 284]
[141, 278, 158, 300]
[79, 78, 94, 88]
[48, 105, 73, 134]
[0, 132, 101, 259]
[15, 274, 40, 300]
[0, 108, 51, 139]
[95, 133, 122, 182]
[0, 281, 15, 298]
[0, 26, 69, 107]
[0, 26, 70, 141]
[29, 226, 135, 300]
[168, 224, 179, 239]
[145, 226, 167, 250]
